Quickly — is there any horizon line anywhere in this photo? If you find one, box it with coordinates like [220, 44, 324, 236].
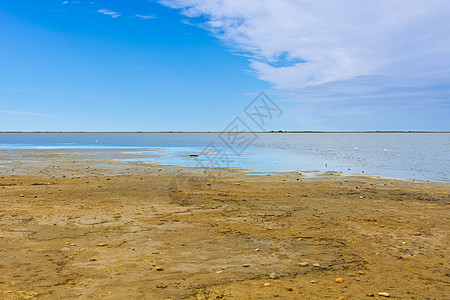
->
[1, 131, 449, 134]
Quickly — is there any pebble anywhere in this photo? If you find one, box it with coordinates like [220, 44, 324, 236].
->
[378, 292, 390, 297]
[255, 248, 260, 252]
[96, 243, 107, 247]
[242, 264, 250, 267]
[19, 194, 24, 197]
[269, 273, 278, 279]
[312, 263, 320, 267]
[299, 262, 309, 267]
[335, 278, 344, 283]
[339, 297, 346, 300]
[156, 284, 167, 288]
[263, 283, 271, 287]
[156, 267, 164, 271]
[310, 280, 318, 283]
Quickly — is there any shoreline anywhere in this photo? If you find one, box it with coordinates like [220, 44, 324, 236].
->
[0, 149, 449, 299]
[0, 147, 448, 184]
[1, 131, 450, 133]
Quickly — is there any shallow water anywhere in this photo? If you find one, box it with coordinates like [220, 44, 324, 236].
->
[0, 132, 448, 182]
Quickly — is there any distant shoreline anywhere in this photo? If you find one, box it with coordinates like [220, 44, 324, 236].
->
[0, 131, 449, 133]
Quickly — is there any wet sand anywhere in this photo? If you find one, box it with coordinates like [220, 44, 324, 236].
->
[0, 149, 449, 299]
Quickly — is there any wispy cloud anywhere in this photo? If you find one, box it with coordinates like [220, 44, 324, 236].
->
[135, 14, 156, 20]
[159, 0, 450, 90]
[158, 0, 450, 129]
[97, 9, 121, 18]
[0, 110, 55, 117]
[62, 0, 80, 4]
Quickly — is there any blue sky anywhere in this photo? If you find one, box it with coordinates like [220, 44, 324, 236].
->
[0, 0, 449, 131]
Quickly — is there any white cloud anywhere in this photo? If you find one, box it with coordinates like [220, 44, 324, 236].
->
[62, 0, 81, 4]
[97, 9, 121, 18]
[135, 14, 156, 20]
[159, 0, 450, 90]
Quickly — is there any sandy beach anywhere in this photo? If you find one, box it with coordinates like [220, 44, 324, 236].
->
[0, 149, 449, 299]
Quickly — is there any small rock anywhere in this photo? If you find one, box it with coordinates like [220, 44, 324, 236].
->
[378, 292, 390, 297]
[310, 280, 318, 283]
[263, 282, 271, 287]
[312, 263, 320, 267]
[242, 264, 250, 267]
[269, 273, 278, 279]
[286, 287, 293, 291]
[156, 283, 167, 288]
[299, 262, 309, 267]
[339, 297, 346, 300]
[336, 278, 344, 283]
[155, 267, 164, 271]
[19, 194, 24, 197]
[96, 243, 107, 247]
[366, 293, 374, 297]
[216, 270, 223, 274]
[255, 248, 260, 252]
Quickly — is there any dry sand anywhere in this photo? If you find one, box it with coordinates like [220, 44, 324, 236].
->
[0, 149, 449, 299]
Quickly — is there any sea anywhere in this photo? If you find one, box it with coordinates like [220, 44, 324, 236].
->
[0, 132, 448, 182]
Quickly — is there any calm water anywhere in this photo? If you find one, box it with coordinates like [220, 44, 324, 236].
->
[0, 132, 449, 182]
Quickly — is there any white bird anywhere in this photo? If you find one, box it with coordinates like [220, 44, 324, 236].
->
[384, 148, 388, 152]
[354, 147, 359, 151]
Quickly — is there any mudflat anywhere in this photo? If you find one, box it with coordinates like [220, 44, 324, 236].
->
[0, 149, 449, 299]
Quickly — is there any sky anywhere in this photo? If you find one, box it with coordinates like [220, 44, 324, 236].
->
[0, 0, 449, 131]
